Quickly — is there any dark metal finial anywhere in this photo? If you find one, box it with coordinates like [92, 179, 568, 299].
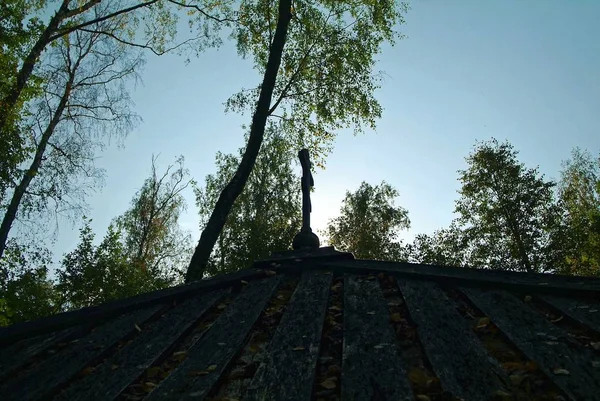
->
[293, 149, 320, 250]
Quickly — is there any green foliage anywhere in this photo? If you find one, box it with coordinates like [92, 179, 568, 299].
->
[57, 218, 167, 310]
[455, 139, 559, 273]
[407, 225, 469, 267]
[114, 155, 193, 282]
[553, 148, 600, 276]
[225, 0, 409, 167]
[195, 125, 301, 275]
[0, 0, 46, 199]
[323, 181, 409, 260]
[0, 239, 59, 325]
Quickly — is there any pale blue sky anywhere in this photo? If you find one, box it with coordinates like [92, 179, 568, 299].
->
[51, 0, 600, 260]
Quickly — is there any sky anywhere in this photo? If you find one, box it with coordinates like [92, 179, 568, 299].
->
[49, 0, 600, 261]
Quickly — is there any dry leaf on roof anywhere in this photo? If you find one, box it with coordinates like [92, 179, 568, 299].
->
[320, 379, 337, 389]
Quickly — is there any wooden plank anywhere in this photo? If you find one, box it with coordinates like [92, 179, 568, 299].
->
[396, 279, 510, 400]
[540, 295, 600, 334]
[342, 275, 414, 401]
[321, 260, 600, 297]
[462, 288, 600, 401]
[0, 304, 163, 401]
[245, 272, 332, 401]
[54, 290, 225, 401]
[145, 276, 283, 401]
[0, 325, 84, 379]
[0, 268, 271, 347]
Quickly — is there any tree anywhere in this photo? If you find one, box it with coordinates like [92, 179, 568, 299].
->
[0, 0, 230, 141]
[323, 181, 410, 260]
[186, 0, 409, 281]
[407, 225, 469, 267]
[553, 148, 600, 276]
[194, 125, 301, 276]
[114, 155, 193, 282]
[57, 218, 165, 310]
[0, 0, 46, 200]
[455, 139, 559, 273]
[0, 17, 142, 259]
[0, 240, 59, 325]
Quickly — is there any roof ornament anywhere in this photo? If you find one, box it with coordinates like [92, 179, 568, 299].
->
[292, 149, 320, 250]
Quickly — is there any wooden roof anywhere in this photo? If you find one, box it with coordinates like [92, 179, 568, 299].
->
[1, 247, 599, 401]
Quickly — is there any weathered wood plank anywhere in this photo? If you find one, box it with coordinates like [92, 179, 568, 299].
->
[321, 260, 600, 297]
[54, 290, 225, 401]
[145, 276, 283, 401]
[245, 272, 332, 401]
[0, 325, 84, 379]
[0, 268, 270, 347]
[342, 275, 413, 401]
[0, 304, 163, 401]
[397, 279, 510, 400]
[540, 295, 600, 334]
[462, 288, 600, 401]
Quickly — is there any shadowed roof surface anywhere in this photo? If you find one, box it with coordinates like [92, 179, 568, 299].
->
[1, 247, 599, 401]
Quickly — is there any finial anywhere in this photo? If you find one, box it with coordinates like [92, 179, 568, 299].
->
[293, 149, 320, 250]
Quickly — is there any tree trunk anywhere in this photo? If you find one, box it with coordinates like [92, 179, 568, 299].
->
[0, 74, 74, 259]
[185, 0, 293, 282]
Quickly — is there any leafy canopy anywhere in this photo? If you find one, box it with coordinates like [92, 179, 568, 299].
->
[324, 181, 409, 260]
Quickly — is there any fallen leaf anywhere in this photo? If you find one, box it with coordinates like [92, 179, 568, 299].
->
[416, 395, 431, 401]
[366, 311, 376, 315]
[477, 317, 490, 328]
[408, 368, 431, 388]
[591, 342, 600, 351]
[553, 368, 570, 375]
[523, 295, 532, 302]
[320, 379, 337, 389]
[134, 324, 142, 332]
[550, 316, 563, 323]
[189, 370, 209, 376]
[241, 280, 249, 285]
[328, 305, 342, 312]
[207, 364, 217, 372]
[217, 303, 227, 310]
[293, 346, 305, 351]
[327, 365, 341, 375]
[390, 313, 403, 323]
[264, 270, 277, 276]
[217, 342, 226, 346]
[111, 364, 119, 370]
[145, 382, 157, 388]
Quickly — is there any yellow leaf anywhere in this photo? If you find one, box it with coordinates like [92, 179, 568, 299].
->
[293, 346, 305, 351]
[320, 378, 336, 389]
[416, 395, 431, 401]
[523, 295, 532, 302]
[476, 317, 490, 328]
[189, 370, 210, 376]
[207, 364, 217, 372]
[390, 313, 402, 322]
[217, 303, 227, 310]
